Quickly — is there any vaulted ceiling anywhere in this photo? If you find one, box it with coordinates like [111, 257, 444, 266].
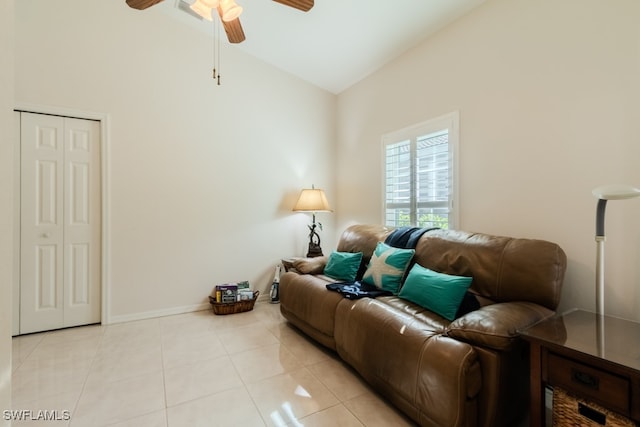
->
[156, 0, 486, 93]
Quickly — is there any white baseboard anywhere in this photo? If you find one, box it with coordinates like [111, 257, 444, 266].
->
[257, 293, 272, 303]
[106, 302, 211, 324]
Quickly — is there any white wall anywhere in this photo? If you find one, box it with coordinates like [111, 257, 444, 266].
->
[14, 0, 336, 322]
[14, 0, 640, 325]
[336, 0, 640, 320]
[0, 0, 14, 421]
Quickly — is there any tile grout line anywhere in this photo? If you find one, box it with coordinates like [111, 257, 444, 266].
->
[12, 305, 418, 426]
[159, 320, 170, 427]
[63, 325, 106, 427]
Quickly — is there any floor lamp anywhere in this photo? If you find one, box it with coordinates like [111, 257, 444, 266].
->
[592, 184, 640, 357]
[592, 184, 640, 316]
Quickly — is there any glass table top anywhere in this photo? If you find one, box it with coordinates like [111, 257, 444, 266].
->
[520, 309, 640, 372]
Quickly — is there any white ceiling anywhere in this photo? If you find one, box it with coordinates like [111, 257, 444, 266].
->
[157, 0, 486, 94]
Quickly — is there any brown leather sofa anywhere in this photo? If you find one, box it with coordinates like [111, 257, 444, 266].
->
[280, 224, 567, 427]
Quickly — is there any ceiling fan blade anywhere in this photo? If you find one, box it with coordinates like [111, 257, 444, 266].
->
[272, 0, 314, 12]
[220, 16, 246, 44]
[125, 0, 165, 10]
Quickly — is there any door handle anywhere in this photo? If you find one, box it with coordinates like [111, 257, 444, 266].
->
[41, 232, 51, 238]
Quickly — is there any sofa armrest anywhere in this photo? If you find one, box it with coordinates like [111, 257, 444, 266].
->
[292, 256, 328, 274]
[446, 302, 554, 351]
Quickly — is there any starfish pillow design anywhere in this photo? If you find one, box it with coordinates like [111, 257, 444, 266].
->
[363, 250, 403, 285]
[362, 242, 415, 294]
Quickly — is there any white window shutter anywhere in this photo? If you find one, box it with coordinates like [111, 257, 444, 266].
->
[382, 112, 459, 229]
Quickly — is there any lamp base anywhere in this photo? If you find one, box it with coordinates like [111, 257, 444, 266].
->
[306, 242, 323, 258]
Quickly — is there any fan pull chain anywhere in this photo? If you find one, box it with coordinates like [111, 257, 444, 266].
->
[211, 19, 217, 80]
[212, 17, 221, 85]
[216, 26, 221, 85]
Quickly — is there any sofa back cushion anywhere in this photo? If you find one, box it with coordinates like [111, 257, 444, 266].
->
[413, 229, 567, 311]
[337, 224, 394, 278]
[336, 225, 567, 312]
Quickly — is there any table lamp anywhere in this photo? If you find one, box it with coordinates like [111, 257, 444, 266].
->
[293, 185, 332, 257]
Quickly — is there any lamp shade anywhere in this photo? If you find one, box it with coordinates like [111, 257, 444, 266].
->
[220, 0, 243, 21]
[200, 0, 220, 7]
[190, 0, 214, 20]
[593, 184, 640, 200]
[293, 188, 332, 212]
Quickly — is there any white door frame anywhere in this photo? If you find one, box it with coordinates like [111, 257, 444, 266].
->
[14, 103, 112, 330]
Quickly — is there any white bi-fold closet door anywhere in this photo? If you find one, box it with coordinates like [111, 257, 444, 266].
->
[19, 112, 101, 334]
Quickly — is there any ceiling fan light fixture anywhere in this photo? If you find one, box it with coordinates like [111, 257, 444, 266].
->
[190, 0, 214, 21]
[200, 0, 220, 8]
[220, 0, 243, 22]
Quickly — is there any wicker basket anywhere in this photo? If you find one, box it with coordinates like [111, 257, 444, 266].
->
[209, 291, 259, 315]
[553, 387, 636, 427]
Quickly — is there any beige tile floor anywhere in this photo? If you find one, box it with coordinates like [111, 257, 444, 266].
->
[11, 302, 418, 427]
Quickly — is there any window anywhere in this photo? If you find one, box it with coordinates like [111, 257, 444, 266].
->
[383, 112, 459, 229]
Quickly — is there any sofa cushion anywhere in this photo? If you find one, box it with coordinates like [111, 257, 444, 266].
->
[324, 251, 363, 282]
[446, 301, 555, 350]
[413, 229, 567, 311]
[334, 297, 481, 427]
[362, 242, 415, 294]
[399, 264, 472, 321]
[279, 272, 343, 350]
[376, 296, 450, 332]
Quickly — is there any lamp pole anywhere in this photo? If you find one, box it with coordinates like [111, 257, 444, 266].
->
[592, 184, 640, 315]
[592, 184, 640, 357]
[594, 197, 608, 317]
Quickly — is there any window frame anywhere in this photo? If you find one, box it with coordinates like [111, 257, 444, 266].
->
[381, 111, 460, 229]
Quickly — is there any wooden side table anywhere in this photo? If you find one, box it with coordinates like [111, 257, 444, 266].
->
[520, 309, 640, 426]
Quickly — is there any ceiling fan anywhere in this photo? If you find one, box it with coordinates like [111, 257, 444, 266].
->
[125, 0, 314, 44]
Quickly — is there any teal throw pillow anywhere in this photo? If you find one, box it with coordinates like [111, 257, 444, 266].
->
[324, 251, 363, 282]
[399, 264, 472, 321]
[361, 242, 415, 294]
